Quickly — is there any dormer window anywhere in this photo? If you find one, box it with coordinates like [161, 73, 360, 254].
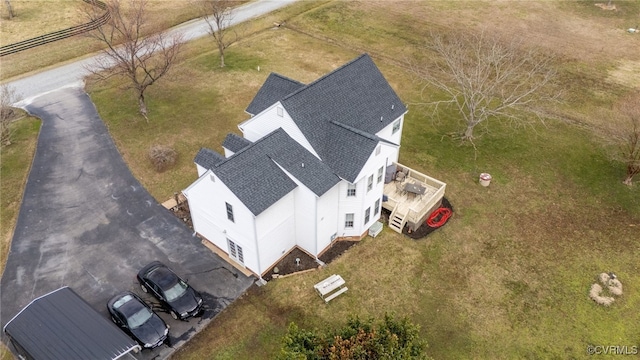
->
[277, 106, 283, 117]
[392, 119, 401, 134]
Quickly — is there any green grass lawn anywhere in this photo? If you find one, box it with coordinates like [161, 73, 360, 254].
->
[2, 0, 639, 359]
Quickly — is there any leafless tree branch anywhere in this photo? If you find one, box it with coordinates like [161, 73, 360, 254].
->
[409, 31, 558, 140]
[194, 0, 240, 68]
[607, 91, 640, 185]
[82, 0, 184, 119]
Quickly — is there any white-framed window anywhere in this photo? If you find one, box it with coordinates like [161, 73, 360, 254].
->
[226, 202, 234, 222]
[374, 198, 381, 215]
[375, 145, 381, 156]
[392, 119, 401, 134]
[345, 213, 354, 228]
[367, 175, 373, 192]
[347, 183, 356, 197]
[277, 106, 283, 117]
[364, 207, 370, 224]
[227, 239, 244, 264]
[377, 166, 384, 184]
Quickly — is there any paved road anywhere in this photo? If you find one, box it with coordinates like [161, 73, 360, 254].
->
[9, 0, 299, 105]
[1, 86, 255, 358]
[1, 1, 302, 357]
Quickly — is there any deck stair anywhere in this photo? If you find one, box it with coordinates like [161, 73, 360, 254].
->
[388, 206, 407, 233]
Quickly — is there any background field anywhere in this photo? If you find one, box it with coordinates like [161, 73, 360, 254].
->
[2, 0, 640, 359]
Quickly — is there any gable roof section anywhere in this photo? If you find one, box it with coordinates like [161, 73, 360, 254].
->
[222, 133, 252, 153]
[194, 148, 225, 169]
[196, 129, 340, 216]
[245, 73, 305, 116]
[280, 54, 407, 181]
[3, 287, 139, 360]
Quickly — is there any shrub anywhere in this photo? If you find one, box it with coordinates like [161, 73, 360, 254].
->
[279, 314, 429, 360]
[148, 144, 177, 172]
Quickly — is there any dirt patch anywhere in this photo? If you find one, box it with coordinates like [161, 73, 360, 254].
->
[169, 197, 193, 229]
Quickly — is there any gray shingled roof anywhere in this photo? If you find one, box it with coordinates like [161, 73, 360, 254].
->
[194, 148, 225, 170]
[280, 54, 407, 182]
[3, 287, 139, 360]
[196, 129, 340, 216]
[245, 73, 305, 116]
[222, 133, 252, 153]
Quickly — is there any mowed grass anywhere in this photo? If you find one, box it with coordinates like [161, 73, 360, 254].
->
[3, 0, 640, 359]
[0, 114, 40, 360]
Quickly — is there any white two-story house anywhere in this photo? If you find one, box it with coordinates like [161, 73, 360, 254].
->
[183, 54, 438, 279]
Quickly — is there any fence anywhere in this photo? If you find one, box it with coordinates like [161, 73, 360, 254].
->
[0, 0, 110, 57]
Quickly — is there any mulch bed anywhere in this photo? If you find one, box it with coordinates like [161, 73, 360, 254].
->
[402, 197, 453, 239]
[263, 241, 358, 281]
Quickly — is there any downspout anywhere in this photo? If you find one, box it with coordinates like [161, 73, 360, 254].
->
[313, 194, 318, 260]
[253, 213, 264, 284]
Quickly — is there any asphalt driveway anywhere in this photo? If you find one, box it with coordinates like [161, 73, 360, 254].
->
[0, 86, 254, 359]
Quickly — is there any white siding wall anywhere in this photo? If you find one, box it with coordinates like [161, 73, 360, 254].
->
[239, 102, 319, 158]
[292, 186, 317, 256]
[316, 184, 340, 254]
[255, 192, 296, 275]
[223, 148, 235, 158]
[196, 164, 207, 177]
[375, 113, 407, 162]
[183, 171, 260, 274]
[337, 144, 396, 236]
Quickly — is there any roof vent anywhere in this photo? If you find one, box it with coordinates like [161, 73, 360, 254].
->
[380, 116, 383, 122]
[392, 104, 395, 110]
[301, 163, 305, 168]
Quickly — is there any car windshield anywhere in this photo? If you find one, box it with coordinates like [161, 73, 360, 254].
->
[164, 280, 188, 302]
[126, 307, 153, 329]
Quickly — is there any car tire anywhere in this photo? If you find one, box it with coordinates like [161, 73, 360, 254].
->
[140, 283, 148, 293]
[170, 311, 178, 320]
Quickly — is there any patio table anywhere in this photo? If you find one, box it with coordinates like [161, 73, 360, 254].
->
[404, 182, 426, 195]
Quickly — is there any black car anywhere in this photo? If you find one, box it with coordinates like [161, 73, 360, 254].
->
[107, 291, 169, 349]
[137, 261, 204, 320]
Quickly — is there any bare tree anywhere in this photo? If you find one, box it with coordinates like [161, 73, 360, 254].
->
[0, 85, 20, 147]
[83, 0, 184, 119]
[411, 32, 557, 140]
[196, 0, 239, 67]
[609, 92, 640, 186]
[4, 0, 15, 19]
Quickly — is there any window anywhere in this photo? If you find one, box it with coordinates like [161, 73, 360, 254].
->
[228, 239, 244, 264]
[345, 213, 354, 228]
[277, 106, 283, 117]
[226, 202, 234, 222]
[375, 145, 381, 156]
[364, 207, 370, 224]
[377, 167, 383, 184]
[367, 175, 373, 192]
[392, 119, 401, 134]
[374, 198, 381, 215]
[347, 183, 356, 197]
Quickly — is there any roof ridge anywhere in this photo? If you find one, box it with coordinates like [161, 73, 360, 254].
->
[214, 129, 285, 167]
[329, 120, 380, 142]
[270, 72, 305, 85]
[281, 54, 369, 103]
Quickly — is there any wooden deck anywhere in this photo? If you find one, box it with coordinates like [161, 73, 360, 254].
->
[382, 163, 446, 233]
